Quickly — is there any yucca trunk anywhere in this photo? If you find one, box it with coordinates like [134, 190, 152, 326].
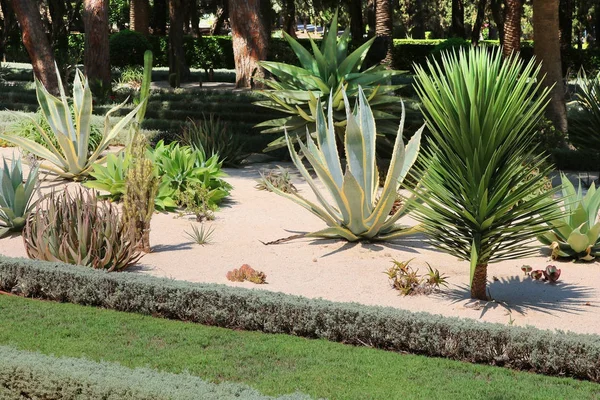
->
[471, 264, 488, 300]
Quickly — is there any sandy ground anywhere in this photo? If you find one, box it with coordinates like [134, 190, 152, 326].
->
[0, 147, 599, 335]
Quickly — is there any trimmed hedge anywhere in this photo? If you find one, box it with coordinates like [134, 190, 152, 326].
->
[0, 255, 599, 383]
[0, 345, 311, 400]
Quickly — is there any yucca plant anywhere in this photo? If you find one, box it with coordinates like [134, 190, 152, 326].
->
[0, 156, 39, 237]
[269, 87, 423, 241]
[255, 11, 403, 151]
[538, 175, 600, 261]
[568, 69, 600, 151]
[23, 188, 142, 271]
[0, 65, 143, 180]
[412, 47, 561, 300]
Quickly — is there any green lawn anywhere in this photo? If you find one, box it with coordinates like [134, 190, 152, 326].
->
[0, 294, 598, 400]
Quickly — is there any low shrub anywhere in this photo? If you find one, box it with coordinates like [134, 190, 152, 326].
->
[0, 345, 310, 400]
[109, 30, 153, 67]
[0, 256, 599, 383]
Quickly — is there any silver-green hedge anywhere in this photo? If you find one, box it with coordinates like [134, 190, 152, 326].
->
[0, 345, 312, 400]
[0, 255, 599, 383]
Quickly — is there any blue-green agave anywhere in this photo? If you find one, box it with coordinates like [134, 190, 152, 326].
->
[538, 174, 600, 261]
[269, 87, 423, 241]
[0, 156, 39, 237]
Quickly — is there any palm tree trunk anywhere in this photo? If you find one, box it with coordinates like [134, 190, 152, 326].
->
[503, 0, 522, 57]
[83, 0, 110, 97]
[471, 264, 488, 300]
[228, 0, 268, 89]
[533, 0, 568, 133]
[471, 0, 486, 44]
[451, 0, 465, 38]
[10, 0, 59, 94]
[375, 0, 393, 65]
[130, 0, 149, 35]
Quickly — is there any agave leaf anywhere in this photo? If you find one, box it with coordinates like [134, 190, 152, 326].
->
[282, 31, 318, 74]
[567, 224, 592, 253]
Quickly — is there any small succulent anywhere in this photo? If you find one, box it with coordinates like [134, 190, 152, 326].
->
[386, 259, 448, 296]
[0, 155, 39, 237]
[185, 223, 215, 246]
[530, 270, 544, 280]
[425, 264, 449, 288]
[520, 265, 533, 275]
[543, 265, 561, 283]
[255, 166, 297, 194]
[226, 264, 267, 284]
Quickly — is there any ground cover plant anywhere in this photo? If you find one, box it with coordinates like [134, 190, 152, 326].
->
[412, 47, 561, 300]
[269, 88, 423, 241]
[538, 174, 600, 260]
[0, 294, 598, 400]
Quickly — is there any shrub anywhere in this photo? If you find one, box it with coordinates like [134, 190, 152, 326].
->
[0, 156, 39, 237]
[412, 47, 561, 300]
[538, 174, 600, 261]
[23, 188, 142, 271]
[180, 115, 246, 167]
[568, 69, 600, 152]
[1, 256, 600, 383]
[109, 30, 153, 67]
[271, 88, 422, 241]
[0, 346, 310, 400]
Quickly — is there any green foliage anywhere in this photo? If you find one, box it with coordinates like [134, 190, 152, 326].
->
[2, 256, 600, 386]
[412, 47, 560, 298]
[0, 156, 38, 237]
[116, 66, 145, 89]
[256, 11, 403, 151]
[109, 30, 153, 67]
[568, 69, 600, 152]
[538, 175, 600, 261]
[180, 115, 246, 167]
[255, 166, 297, 194]
[84, 152, 131, 200]
[184, 223, 215, 246]
[0, 67, 144, 180]
[150, 140, 231, 212]
[272, 88, 422, 241]
[22, 189, 142, 271]
[0, 346, 309, 400]
[385, 259, 448, 296]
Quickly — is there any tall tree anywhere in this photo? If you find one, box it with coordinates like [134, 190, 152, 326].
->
[533, 0, 567, 133]
[168, 0, 190, 83]
[281, 0, 296, 37]
[558, 0, 572, 73]
[9, 0, 59, 94]
[471, 0, 487, 44]
[349, 0, 363, 41]
[228, 0, 268, 88]
[130, 0, 149, 35]
[451, 0, 465, 38]
[490, 0, 504, 44]
[151, 0, 166, 34]
[503, 0, 522, 57]
[210, 0, 227, 35]
[375, 0, 393, 65]
[83, 0, 110, 96]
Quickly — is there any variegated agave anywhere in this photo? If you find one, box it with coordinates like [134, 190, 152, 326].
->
[269, 87, 423, 241]
[0, 65, 143, 180]
[255, 11, 403, 151]
[538, 174, 600, 261]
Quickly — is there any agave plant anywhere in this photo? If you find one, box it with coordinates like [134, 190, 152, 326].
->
[23, 188, 142, 271]
[412, 47, 561, 300]
[538, 175, 600, 261]
[84, 152, 131, 201]
[568, 69, 600, 151]
[255, 11, 403, 151]
[0, 65, 143, 180]
[0, 156, 39, 237]
[268, 87, 422, 241]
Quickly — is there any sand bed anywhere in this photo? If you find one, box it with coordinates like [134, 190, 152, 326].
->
[0, 147, 598, 335]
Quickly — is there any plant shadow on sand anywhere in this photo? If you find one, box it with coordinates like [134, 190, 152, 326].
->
[438, 275, 597, 318]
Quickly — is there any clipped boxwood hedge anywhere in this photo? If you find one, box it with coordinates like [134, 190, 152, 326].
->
[0, 255, 599, 383]
[0, 346, 311, 400]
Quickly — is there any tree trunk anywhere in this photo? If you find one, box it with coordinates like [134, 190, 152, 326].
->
[130, 0, 149, 35]
[152, 0, 166, 35]
[366, 0, 375, 37]
[412, 0, 425, 39]
[471, 0, 487, 44]
[228, 0, 268, 89]
[490, 0, 504, 46]
[168, 0, 190, 83]
[281, 0, 295, 37]
[260, 0, 272, 39]
[375, 0, 393, 65]
[190, 0, 200, 37]
[451, 0, 465, 38]
[471, 264, 488, 300]
[83, 0, 110, 97]
[559, 0, 572, 73]
[349, 0, 363, 42]
[10, 0, 59, 94]
[533, 0, 567, 133]
[210, 0, 227, 35]
[503, 0, 521, 57]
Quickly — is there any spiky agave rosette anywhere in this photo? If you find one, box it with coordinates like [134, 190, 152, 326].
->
[267, 87, 423, 241]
